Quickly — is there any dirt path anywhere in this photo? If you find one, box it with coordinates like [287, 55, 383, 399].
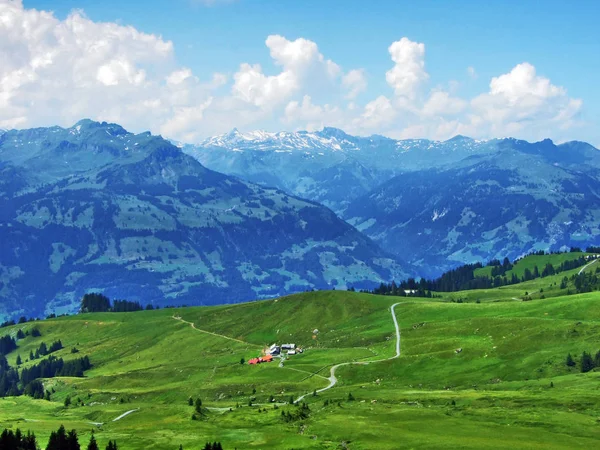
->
[295, 302, 401, 403]
[282, 366, 329, 380]
[172, 316, 260, 347]
[206, 406, 233, 413]
[112, 409, 139, 422]
[578, 258, 598, 275]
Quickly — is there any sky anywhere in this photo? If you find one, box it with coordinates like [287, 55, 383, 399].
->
[1, 0, 599, 146]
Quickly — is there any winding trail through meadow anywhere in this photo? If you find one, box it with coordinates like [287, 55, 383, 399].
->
[172, 315, 260, 347]
[295, 302, 401, 403]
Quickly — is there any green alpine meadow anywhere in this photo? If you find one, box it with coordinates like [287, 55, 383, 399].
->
[2, 1, 600, 448]
[2, 252, 600, 448]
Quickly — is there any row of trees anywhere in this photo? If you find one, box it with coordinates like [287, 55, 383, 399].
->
[0, 315, 38, 329]
[0, 335, 17, 355]
[197, 443, 223, 450]
[0, 354, 91, 398]
[0, 428, 38, 450]
[280, 402, 311, 423]
[1, 328, 45, 368]
[366, 253, 592, 297]
[47, 427, 118, 450]
[1, 426, 118, 450]
[571, 271, 600, 293]
[80, 293, 151, 313]
[21, 355, 92, 386]
[13, 327, 40, 341]
[1, 426, 222, 450]
[488, 257, 514, 277]
[566, 350, 600, 373]
[27, 340, 63, 362]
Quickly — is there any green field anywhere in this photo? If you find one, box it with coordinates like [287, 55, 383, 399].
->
[1, 262, 600, 448]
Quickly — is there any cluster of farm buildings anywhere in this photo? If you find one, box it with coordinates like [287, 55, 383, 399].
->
[247, 343, 303, 365]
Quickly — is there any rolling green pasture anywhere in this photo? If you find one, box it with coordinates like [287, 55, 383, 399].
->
[1, 287, 600, 449]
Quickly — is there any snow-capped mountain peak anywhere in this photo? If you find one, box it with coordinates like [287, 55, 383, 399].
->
[194, 127, 497, 157]
[200, 128, 348, 152]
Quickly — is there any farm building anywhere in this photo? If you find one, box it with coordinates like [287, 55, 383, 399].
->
[247, 354, 274, 365]
[281, 343, 296, 350]
[269, 344, 281, 355]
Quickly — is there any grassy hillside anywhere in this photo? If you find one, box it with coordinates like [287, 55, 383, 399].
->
[1, 288, 600, 449]
[474, 251, 592, 279]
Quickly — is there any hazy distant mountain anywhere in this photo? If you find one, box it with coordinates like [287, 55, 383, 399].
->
[0, 121, 409, 320]
[185, 129, 600, 276]
[346, 138, 600, 275]
[182, 128, 498, 213]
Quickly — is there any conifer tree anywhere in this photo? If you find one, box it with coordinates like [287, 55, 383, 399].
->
[566, 353, 576, 367]
[581, 351, 595, 373]
[87, 433, 99, 450]
[46, 425, 66, 450]
[66, 429, 80, 450]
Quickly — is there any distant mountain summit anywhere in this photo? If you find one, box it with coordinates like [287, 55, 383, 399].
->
[444, 134, 475, 143]
[184, 127, 600, 276]
[199, 127, 347, 153]
[0, 121, 409, 320]
[182, 128, 512, 213]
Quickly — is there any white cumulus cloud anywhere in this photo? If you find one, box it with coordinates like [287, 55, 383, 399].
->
[0, 0, 213, 138]
[385, 37, 428, 99]
[342, 69, 367, 99]
[0, 1, 589, 144]
[468, 62, 582, 138]
[422, 90, 467, 117]
[355, 95, 397, 131]
[232, 35, 341, 108]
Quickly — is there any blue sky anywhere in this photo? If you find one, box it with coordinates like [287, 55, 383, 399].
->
[3, 0, 599, 145]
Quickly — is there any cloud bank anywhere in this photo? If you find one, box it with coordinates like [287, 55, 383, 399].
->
[0, 0, 584, 144]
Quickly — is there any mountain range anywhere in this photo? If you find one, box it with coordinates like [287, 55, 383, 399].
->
[3, 119, 600, 319]
[184, 129, 600, 276]
[0, 120, 407, 320]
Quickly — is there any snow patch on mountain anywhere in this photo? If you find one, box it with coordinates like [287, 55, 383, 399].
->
[432, 208, 448, 221]
[200, 128, 348, 153]
[193, 127, 497, 157]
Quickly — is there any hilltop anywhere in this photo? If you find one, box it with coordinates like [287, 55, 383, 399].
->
[1, 252, 600, 448]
